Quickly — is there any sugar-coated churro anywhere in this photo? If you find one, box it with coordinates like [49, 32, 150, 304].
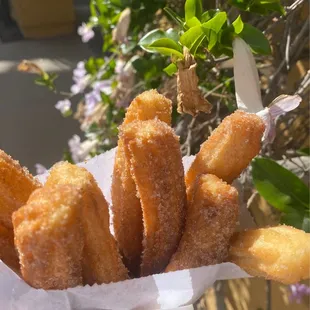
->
[185, 111, 265, 191]
[121, 119, 186, 276]
[45, 162, 128, 285]
[13, 185, 84, 289]
[111, 89, 172, 275]
[165, 174, 239, 272]
[229, 225, 310, 284]
[0, 149, 41, 229]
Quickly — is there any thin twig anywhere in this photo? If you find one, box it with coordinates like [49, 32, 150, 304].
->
[264, 17, 309, 104]
[296, 70, 310, 95]
[205, 77, 234, 98]
[182, 116, 197, 156]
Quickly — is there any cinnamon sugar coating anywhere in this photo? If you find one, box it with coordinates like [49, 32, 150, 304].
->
[121, 119, 186, 276]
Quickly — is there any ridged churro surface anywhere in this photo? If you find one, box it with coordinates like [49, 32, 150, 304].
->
[13, 185, 84, 289]
[121, 119, 186, 276]
[229, 225, 310, 284]
[166, 174, 239, 272]
[45, 162, 128, 285]
[111, 89, 172, 275]
[186, 111, 265, 189]
[0, 150, 41, 229]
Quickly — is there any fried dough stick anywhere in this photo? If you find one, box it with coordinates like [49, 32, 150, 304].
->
[185, 111, 265, 191]
[166, 174, 239, 272]
[0, 150, 41, 229]
[13, 185, 84, 289]
[0, 224, 20, 273]
[121, 119, 186, 276]
[229, 226, 310, 284]
[112, 90, 172, 275]
[45, 162, 128, 285]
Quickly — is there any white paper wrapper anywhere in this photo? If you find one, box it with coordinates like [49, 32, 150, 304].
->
[0, 148, 252, 310]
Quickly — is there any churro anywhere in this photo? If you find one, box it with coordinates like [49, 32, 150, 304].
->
[111, 89, 172, 274]
[185, 111, 265, 191]
[0, 223, 19, 273]
[0, 149, 41, 229]
[45, 162, 128, 285]
[121, 119, 186, 276]
[13, 185, 84, 289]
[229, 225, 310, 284]
[166, 174, 239, 272]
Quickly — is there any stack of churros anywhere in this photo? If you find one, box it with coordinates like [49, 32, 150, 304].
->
[0, 89, 308, 291]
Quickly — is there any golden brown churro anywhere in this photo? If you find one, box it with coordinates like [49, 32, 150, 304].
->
[165, 174, 239, 272]
[0, 223, 19, 273]
[13, 185, 84, 289]
[0, 150, 41, 229]
[229, 225, 310, 284]
[45, 162, 128, 285]
[185, 111, 265, 190]
[111, 89, 172, 275]
[121, 119, 186, 276]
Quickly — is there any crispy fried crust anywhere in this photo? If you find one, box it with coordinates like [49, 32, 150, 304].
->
[0, 224, 20, 273]
[45, 162, 128, 285]
[165, 174, 239, 272]
[185, 111, 265, 190]
[0, 150, 41, 229]
[13, 185, 84, 289]
[121, 119, 186, 276]
[228, 226, 310, 284]
[111, 89, 172, 275]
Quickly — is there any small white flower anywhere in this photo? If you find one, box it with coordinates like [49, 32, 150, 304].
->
[55, 99, 71, 114]
[233, 37, 301, 143]
[77, 23, 95, 43]
[68, 135, 97, 163]
[35, 163, 47, 175]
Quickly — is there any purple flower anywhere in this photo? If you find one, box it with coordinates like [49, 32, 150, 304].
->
[35, 163, 47, 175]
[77, 23, 95, 43]
[73, 61, 87, 81]
[71, 61, 90, 95]
[289, 283, 310, 303]
[93, 80, 112, 95]
[55, 99, 71, 114]
[84, 80, 112, 116]
[85, 91, 101, 116]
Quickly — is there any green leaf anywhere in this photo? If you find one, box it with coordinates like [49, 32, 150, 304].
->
[180, 25, 204, 50]
[139, 29, 181, 56]
[250, 0, 285, 15]
[297, 147, 310, 156]
[164, 7, 185, 27]
[229, 0, 285, 15]
[232, 15, 244, 34]
[163, 63, 178, 76]
[252, 158, 310, 215]
[139, 29, 168, 51]
[147, 38, 183, 58]
[281, 210, 310, 233]
[185, 0, 203, 22]
[239, 23, 271, 54]
[202, 12, 227, 33]
[201, 12, 227, 50]
[166, 28, 180, 42]
[201, 9, 219, 23]
[186, 16, 201, 28]
[228, 0, 248, 11]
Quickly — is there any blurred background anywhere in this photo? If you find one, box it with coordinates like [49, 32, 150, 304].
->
[0, 0, 92, 172]
[0, 0, 309, 309]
